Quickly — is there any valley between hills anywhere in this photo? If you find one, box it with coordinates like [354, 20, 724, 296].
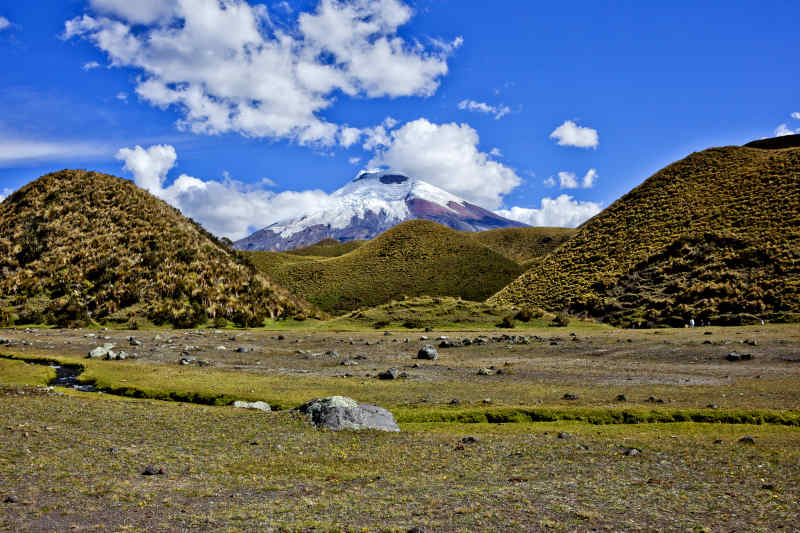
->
[1, 139, 799, 532]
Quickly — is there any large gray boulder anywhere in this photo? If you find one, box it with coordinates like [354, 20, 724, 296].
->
[297, 396, 400, 432]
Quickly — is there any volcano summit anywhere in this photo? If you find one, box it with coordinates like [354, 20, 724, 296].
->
[234, 170, 527, 251]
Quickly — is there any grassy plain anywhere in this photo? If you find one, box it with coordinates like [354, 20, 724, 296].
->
[1, 322, 799, 531]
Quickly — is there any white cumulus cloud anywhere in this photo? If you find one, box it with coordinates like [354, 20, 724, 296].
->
[774, 123, 799, 137]
[496, 195, 602, 228]
[116, 144, 336, 240]
[66, 0, 459, 146]
[551, 168, 598, 189]
[368, 118, 521, 208]
[458, 99, 510, 120]
[0, 188, 11, 202]
[791, 112, 800, 120]
[549, 120, 599, 148]
[82, 61, 101, 70]
[0, 16, 11, 31]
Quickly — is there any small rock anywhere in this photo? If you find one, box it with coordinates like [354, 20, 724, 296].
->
[417, 345, 439, 360]
[4, 495, 17, 504]
[562, 393, 579, 401]
[216, 345, 227, 351]
[128, 337, 142, 346]
[460, 436, 479, 444]
[142, 465, 165, 476]
[477, 367, 493, 376]
[761, 483, 775, 490]
[235, 347, 250, 353]
[706, 403, 718, 409]
[738, 436, 756, 445]
[615, 394, 627, 402]
[383, 331, 392, 336]
[341, 359, 359, 366]
[378, 368, 399, 380]
[621, 447, 641, 456]
[557, 432, 571, 439]
[744, 339, 758, 346]
[726, 352, 742, 361]
[277, 335, 285, 340]
[713, 439, 724, 444]
[419, 336, 428, 341]
[408, 527, 427, 533]
[233, 400, 271, 412]
[325, 350, 340, 357]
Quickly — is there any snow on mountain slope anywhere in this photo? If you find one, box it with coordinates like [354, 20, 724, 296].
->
[234, 170, 528, 251]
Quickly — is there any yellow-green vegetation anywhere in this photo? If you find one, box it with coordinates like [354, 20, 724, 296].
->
[2, 390, 799, 531]
[285, 238, 365, 257]
[467, 226, 576, 265]
[248, 220, 527, 314]
[492, 145, 800, 327]
[0, 170, 315, 328]
[332, 296, 553, 329]
[2, 324, 799, 529]
[0, 357, 55, 386]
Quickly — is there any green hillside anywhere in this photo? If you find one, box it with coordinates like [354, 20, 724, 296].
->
[285, 238, 365, 257]
[248, 219, 526, 314]
[0, 170, 315, 328]
[490, 144, 800, 326]
[467, 227, 576, 265]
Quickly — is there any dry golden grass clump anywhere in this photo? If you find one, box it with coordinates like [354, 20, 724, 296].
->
[0, 170, 315, 328]
[248, 219, 529, 314]
[491, 145, 800, 326]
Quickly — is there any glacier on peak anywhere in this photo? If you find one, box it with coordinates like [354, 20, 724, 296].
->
[234, 170, 527, 251]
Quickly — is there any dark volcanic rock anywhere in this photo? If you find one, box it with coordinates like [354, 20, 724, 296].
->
[417, 345, 439, 360]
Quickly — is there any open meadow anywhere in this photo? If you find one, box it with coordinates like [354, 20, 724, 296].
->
[2, 322, 799, 532]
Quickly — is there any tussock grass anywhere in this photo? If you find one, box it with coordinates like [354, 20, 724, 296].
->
[0, 170, 316, 329]
[492, 145, 800, 327]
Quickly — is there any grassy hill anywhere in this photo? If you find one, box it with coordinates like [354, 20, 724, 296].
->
[285, 238, 365, 257]
[0, 170, 315, 328]
[248, 219, 527, 314]
[467, 227, 576, 265]
[490, 144, 800, 326]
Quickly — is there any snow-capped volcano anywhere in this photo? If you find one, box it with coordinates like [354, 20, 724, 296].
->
[234, 170, 528, 251]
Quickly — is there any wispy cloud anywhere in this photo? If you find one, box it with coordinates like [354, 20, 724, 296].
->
[458, 99, 511, 120]
[82, 61, 101, 71]
[0, 138, 109, 166]
[0, 16, 11, 31]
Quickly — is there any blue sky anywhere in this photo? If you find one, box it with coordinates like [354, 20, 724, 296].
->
[0, 0, 797, 239]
